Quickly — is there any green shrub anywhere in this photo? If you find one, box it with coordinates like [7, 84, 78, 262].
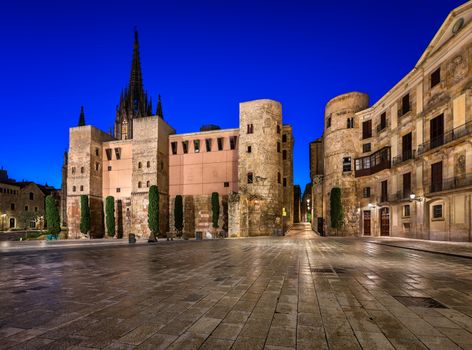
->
[105, 196, 115, 237]
[330, 187, 343, 230]
[80, 195, 91, 236]
[45, 195, 61, 235]
[174, 195, 183, 235]
[148, 186, 159, 241]
[211, 192, 219, 229]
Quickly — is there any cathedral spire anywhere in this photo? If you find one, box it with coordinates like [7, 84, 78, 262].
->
[78, 106, 85, 126]
[128, 29, 146, 117]
[156, 94, 164, 119]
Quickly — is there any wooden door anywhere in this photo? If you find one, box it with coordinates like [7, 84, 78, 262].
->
[363, 210, 371, 236]
[380, 208, 390, 236]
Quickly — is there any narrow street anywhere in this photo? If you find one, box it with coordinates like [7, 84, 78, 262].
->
[1, 224, 471, 349]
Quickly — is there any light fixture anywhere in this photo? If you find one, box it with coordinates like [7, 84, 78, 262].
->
[368, 203, 376, 209]
[409, 193, 422, 202]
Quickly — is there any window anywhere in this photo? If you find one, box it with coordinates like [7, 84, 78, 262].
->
[147, 161, 150, 168]
[95, 148, 99, 156]
[433, 204, 443, 219]
[247, 124, 254, 134]
[116, 188, 121, 193]
[430, 114, 444, 149]
[138, 162, 142, 169]
[194, 140, 200, 153]
[146, 181, 150, 187]
[277, 172, 281, 184]
[30, 221, 36, 228]
[229, 136, 237, 150]
[138, 181, 142, 188]
[327, 116, 331, 128]
[277, 125, 281, 134]
[217, 138, 224, 151]
[342, 157, 352, 172]
[401, 93, 410, 115]
[114, 148, 121, 160]
[403, 172, 411, 198]
[282, 134, 287, 143]
[277, 142, 281, 153]
[431, 161, 443, 192]
[283, 150, 287, 160]
[10, 203, 15, 210]
[381, 180, 388, 202]
[80, 185, 84, 191]
[224, 182, 229, 187]
[72, 186, 76, 192]
[171, 142, 178, 155]
[380, 112, 387, 131]
[247, 146, 252, 153]
[25, 205, 28, 211]
[247, 172, 253, 184]
[29, 192, 34, 200]
[95, 162, 100, 171]
[402, 132, 413, 160]
[362, 120, 372, 139]
[283, 178, 287, 187]
[182, 141, 189, 154]
[347, 117, 354, 128]
[205, 139, 212, 152]
[363, 187, 371, 198]
[105, 149, 112, 160]
[80, 167, 85, 174]
[362, 143, 371, 153]
[403, 205, 411, 217]
[108, 166, 112, 171]
[431, 67, 440, 88]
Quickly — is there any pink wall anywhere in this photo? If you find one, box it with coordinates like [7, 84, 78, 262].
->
[102, 141, 133, 199]
[169, 129, 239, 196]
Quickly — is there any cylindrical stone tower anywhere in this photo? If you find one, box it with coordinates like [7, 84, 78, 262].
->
[323, 92, 369, 236]
[238, 99, 283, 236]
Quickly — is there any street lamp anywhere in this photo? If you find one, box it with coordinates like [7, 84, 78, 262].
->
[368, 203, 377, 209]
[409, 193, 423, 202]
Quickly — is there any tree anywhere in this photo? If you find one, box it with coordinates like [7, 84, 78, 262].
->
[211, 192, 219, 230]
[45, 195, 61, 235]
[18, 211, 38, 231]
[105, 196, 115, 237]
[330, 187, 343, 231]
[174, 195, 183, 237]
[80, 195, 91, 237]
[148, 185, 159, 242]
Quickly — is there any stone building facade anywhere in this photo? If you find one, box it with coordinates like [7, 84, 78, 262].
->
[66, 32, 294, 239]
[0, 169, 60, 231]
[310, 1, 472, 241]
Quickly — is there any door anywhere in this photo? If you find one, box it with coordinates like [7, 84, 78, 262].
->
[317, 218, 324, 236]
[402, 132, 412, 160]
[9, 218, 15, 229]
[380, 208, 390, 236]
[363, 210, 371, 236]
[431, 161, 443, 193]
[430, 114, 444, 149]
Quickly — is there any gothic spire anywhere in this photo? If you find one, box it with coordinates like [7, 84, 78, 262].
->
[156, 94, 164, 119]
[128, 29, 146, 117]
[78, 106, 85, 126]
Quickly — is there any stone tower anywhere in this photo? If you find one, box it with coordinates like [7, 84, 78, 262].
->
[323, 92, 369, 235]
[236, 99, 284, 236]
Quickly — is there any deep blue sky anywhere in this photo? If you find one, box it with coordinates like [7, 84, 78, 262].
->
[0, 0, 466, 189]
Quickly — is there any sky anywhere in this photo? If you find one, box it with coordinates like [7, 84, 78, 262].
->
[0, 0, 466, 189]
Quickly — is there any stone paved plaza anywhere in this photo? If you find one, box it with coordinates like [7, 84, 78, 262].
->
[1, 224, 472, 350]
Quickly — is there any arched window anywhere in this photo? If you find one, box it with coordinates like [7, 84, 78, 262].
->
[138, 181, 142, 188]
[146, 181, 150, 187]
[138, 162, 142, 169]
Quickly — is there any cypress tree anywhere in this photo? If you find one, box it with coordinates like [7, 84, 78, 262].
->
[105, 196, 115, 237]
[330, 187, 343, 230]
[148, 185, 159, 242]
[80, 195, 91, 236]
[211, 192, 219, 229]
[45, 195, 61, 235]
[174, 195, 184, 236]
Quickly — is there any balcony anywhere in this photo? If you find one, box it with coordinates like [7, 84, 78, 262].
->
[426, 175, 472, 194]
[392, 149, 416, 166]
[392, 191, 411, 201]
[418, 121, 472, 155]
[355, 147, 391, 177]
[376, 123, 387, 133]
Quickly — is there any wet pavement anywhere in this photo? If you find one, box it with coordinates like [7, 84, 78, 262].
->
[1, 223, 472, 349]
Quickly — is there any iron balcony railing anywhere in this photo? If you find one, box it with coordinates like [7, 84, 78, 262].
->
[426, 174, 472, 194]
[418, 121, 472, 155]
[392, 149, 416, 166]
[376, 123, 388, 133]
[355, 147, 391, 177]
